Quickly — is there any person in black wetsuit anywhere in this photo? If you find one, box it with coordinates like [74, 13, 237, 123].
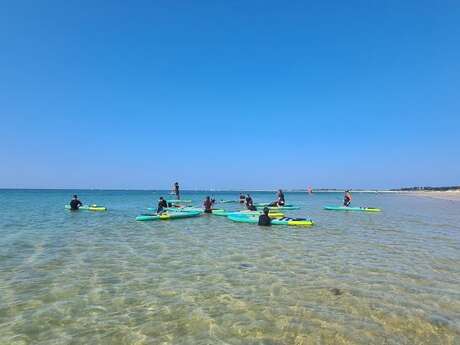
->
[239, 193, 245, 204]
[277, 189, 285, 206]
[258, 207, 272, 226]
[269, 189, 286, 207]
[69, 195, 83, 210]
[245, 194, 256, 210]
[157, 197, 168, 214]
[344, 190, 352, 207]
[247, 204, 257, 211]
[203, 196, 213, 213]
[174, 182, 180, 200]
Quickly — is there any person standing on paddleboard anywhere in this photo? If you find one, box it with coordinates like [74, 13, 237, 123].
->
[174, 182, 180, 200]
[69, 195, 83, 210]
[344, 190, 352, 207]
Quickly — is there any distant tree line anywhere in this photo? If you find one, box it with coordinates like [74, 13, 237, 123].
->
[393, 186, 460, 191]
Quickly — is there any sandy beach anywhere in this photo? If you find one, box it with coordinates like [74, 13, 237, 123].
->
[404, 190, 460, 201]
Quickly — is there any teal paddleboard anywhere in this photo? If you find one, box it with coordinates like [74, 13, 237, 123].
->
[136, 210, 202, 221]
[219, 210, 285, 218]
[228, 214, 314, 226]
[256, 205, 300, 210]
[324, 206, 381, 212]
[166, 199, 192, 204]
[147, 207, 204, 213]
[254, 203, 294, 207]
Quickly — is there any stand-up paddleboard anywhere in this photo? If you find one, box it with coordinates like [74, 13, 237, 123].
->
[136, 210, 202, 221]
[237, 210, 284, 218]
[324, 206, 381, 212]
[166, 199, 192, 204]
[212, 209, 284, 218]
[210, 209, 232, 216]
[256, 205, 300, 210]
[65, 205, 107, 211]
[219, 200, 238, 204]
[147, 207, 204, 213]
[228, 213, 314, 226]
[254, 203, 294, 207]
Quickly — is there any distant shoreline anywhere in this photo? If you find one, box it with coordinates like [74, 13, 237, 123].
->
[401, 190, 460, 201]
[0, 188, 399, 193]
[0, 189, 458, 201]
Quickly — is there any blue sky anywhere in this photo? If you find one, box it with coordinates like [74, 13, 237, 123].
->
[1, 0, 459, 190]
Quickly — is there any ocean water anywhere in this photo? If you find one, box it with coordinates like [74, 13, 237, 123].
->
[0, 189, 459, 345]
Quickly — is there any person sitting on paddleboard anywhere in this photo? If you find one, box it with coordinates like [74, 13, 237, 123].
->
[204, 196, 213, 213]
[269, 189, 285, 207]
[344, 190, 352, 207]
[157, 197, 168, 214]
[245, 194, 253, 206]
[277, 189, 285, 206]
[174, 182, 180, 200]
[258, 207, 272, 226]
[247, 203, 257, 211]
[69, 195, 83, 210]
[239, 193, 246, 203]
[245, 194, 257, 210]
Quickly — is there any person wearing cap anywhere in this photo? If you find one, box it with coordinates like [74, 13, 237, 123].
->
[344, 190, 352, 207]
[69, 195, 83, 210]
[258, 207, 272, 226]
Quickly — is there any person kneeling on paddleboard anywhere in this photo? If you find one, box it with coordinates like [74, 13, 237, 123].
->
[344, 190, 352, 207]
[204, 196, 213, 213]
[157, 197, 168, 214]
[258, 207, 272, 226]
[69, 195, 83, 210]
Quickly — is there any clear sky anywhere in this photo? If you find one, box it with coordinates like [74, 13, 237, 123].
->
[1, 0, 459, 190]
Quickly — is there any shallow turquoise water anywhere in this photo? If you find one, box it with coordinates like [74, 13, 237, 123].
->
[0, 190, 459, 344]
